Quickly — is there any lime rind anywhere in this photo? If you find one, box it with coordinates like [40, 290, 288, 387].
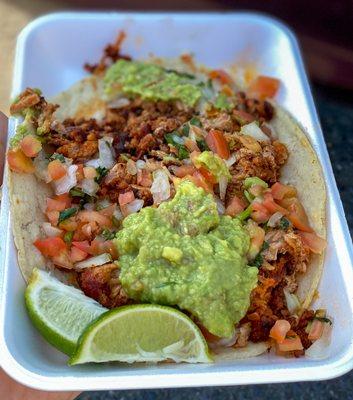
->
[69, 304, 212, 365]
[25, 268, 107, 355]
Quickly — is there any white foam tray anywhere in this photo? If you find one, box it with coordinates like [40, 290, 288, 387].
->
[1, 12, 353, 391]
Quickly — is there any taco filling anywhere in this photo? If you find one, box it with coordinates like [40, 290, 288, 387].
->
[8, 34, 328, 360]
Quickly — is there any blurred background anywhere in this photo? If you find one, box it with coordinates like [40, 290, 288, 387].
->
[1, 0, 352, 399]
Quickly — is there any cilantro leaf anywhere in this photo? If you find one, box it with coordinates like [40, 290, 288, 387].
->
[279, 217, 290, 230]
[101, 229, 116, 240]
[49, 153, 65, 163]
[189, 117, 202, 127]
[251, 254, 263, 268]
[63, 231, 74, 244]
[58, 207, 78, 224]
[95, 166, 109, 183]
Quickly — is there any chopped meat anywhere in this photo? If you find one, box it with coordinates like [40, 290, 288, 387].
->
[10, 88, 42, 114]
[84, 31, 131, 74]
[236, 91, 274, 122]
[77, 263, 130, 308]
[242, 229, 311, 344]
[98, 162, 153, 205]
[228, 139, 288, 195]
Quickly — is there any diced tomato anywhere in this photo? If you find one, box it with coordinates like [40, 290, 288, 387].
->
[209, 69, 234, 85]
[55, 193, 72, 208]
[118, 191, 135, 206]
[7, 149, 35, 173]
[277, 332, 304, 352]
[20, 135, 42, 158]
[280, 197, 313, 233]
[137, 169, 153, 187]
[205, 130, 230, 159]
[298, 232, 327, 254]
[70, 245, 88, 263]
[83, 166, 97, 179]
[99, 204, 116, 217]
[232, 109, 255, 124]
[271, 182, 297, 200]
[173, 165, 196, 178]
[308, 319, 325, 341]
[189, 171, 213, 193]
[262, 193, 289, 215]
[77, 210, 112, 228]
[248, 76, 280, 99]
[184, 138, 200, 152]
[52, 251, 73, 269]
[59, 217, 78, 232]
[47, 159, 67, 181]
[46, 197, 67, 212]
[72, 240, 91, 253]
[34, 236, 67, 257]
[251, 201, 271, 223]
[90, 237, 106, 255]
[198, 166, 217, 185]
[76, 164, 85, 181]
[225, 195, 246, 217]
[46, 210, 59, 226]
[269, 320, 291, 343]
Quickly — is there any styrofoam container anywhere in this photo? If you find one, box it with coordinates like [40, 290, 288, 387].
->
[1, 11, 353, 391]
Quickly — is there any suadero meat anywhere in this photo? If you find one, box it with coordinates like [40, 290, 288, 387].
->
[98, 162, 154, 205]
[77, 263, 130, 308]
[84, 31, 131, 75]
[228, 140, 288, 194]
[10, 88, 42, 114]
[107, 98, 193, 157]
[235, 91, 274, 122]
[243, 229, 311, 344]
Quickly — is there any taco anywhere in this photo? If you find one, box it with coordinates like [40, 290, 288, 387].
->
[7, 34, 327, 361]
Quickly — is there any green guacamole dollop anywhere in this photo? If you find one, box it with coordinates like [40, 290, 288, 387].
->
[114, 181, 258, 338]
[104, 60, 202, 107]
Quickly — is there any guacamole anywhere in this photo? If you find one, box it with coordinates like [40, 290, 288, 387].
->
[104, 60, 202, 107]
[115, 181, 258, 338]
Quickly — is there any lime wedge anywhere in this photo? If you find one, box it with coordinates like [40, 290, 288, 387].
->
[70, 304, 212, 365]
[25, 268, 107, 355]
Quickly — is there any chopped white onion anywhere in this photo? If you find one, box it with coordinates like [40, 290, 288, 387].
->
[81, 178, 99, 196]
[225, 153, 237, 167]
[305, 319, 333, 360]
[214, 196, 225, 215]
[108, 97, 130, 109]
[122, 199, 144, 216]
[151, 169, 171, 204]
[267, 212, 284, 227]
[136, 160, 146, 170]
[126, 159, 137, 175]
[240, 122, 270, 142]
[283, 288, 301, 314]
[209, 330, 239, 349]
[218, 175, 228, 201]
[85, 158, 100, 168]
[54, 164, 78, 195]
[96, 198, 111, 210]
[74, 253, 112, 270]
[42, 222, 63, 237]
[83, 203, 95, 211]
[113, 207, 123, 221]
[97, 137, 115, 169]
[33, 151, 50, 182]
